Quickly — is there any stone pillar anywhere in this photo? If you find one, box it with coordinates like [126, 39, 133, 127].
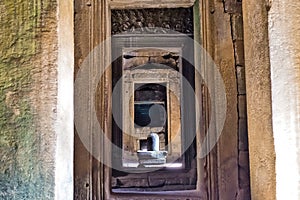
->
[268, 1, 300, 199]
[243, 0, 276, 199]
[55, 0, 74, 199]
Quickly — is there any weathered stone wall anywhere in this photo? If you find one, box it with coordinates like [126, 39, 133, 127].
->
[210, 0, 251, 199]
[224, 0, 251, 199]
[243, 0, 276, 199]
[0, 0, 58, 199]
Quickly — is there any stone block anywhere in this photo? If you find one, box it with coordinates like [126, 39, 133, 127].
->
[148, 177, 166, 187]
[239, 151, 250, 188]
[237, 188, 251, 200]
[116, 178, 149, 188]
[239, 151, 250, 169]
[239, 169, 250, 188]
[224, 1, 242, 14]
[238, 95, 247, 118]
[238, 118, 249, 151]
[137, 151, 167, 160]
[236, 66, 246, 95]
[234, 40, 245, 66]
[165, 177, 190, 185]
[231, 14, 244, 41]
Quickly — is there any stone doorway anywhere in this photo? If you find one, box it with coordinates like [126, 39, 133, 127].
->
[111, 35, 197, 191]
[74, 0, 251, 199]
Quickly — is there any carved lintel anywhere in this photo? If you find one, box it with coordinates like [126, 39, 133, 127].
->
[111, 8, 194, 35]
[109, 0, 195, 9]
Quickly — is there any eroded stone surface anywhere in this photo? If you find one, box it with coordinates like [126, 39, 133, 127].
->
[243, 0, 276, 199]
[0, 0, 58, 199]
[111, 8, 193, 35]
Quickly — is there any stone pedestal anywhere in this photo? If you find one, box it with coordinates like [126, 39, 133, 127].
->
[137, 151, 168, 166]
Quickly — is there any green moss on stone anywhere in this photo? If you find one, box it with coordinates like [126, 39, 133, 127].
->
[0, 0, 55, 199]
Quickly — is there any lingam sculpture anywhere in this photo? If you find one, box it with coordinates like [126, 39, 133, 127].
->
[137, 133, 168, 167]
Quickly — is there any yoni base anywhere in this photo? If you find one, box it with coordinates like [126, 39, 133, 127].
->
[137, 150, 168, 167]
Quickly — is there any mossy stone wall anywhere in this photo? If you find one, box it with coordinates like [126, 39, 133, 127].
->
[0, 0, 58, 199]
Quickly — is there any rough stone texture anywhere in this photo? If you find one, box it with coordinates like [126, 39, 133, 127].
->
[231, 14, 244, 41]
[223, 0, 242, 14]
[268, 0, 300, 199]
[112, 167, 197, 191]
[234, 41, 245, 67]
[238, 151, 250, 188]
[0, 0, 58, 199]
[236, 188, 251, 200]
[74, 0, 108, 199]
[225, 0, 251, 198]
[238, 95, 247, 119]
[238, 118, 248, 151]
[111, 8, 193, 35]
[243, 0, 276, 199]
[236, 66, 246, 94]
[211, 0, 243, 199]
[210, 0, 251, 199]
[109, 0, 195, 10]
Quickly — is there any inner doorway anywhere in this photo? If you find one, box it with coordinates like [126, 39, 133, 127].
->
[111, 34, 197, 191]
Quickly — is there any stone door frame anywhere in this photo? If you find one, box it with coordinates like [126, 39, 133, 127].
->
[74, 0, 233, 199]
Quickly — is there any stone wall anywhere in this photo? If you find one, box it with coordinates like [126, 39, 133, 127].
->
[224, 0, 251, 199]
[243, 0, 300, 199]
[209, 0, 251, 198]
[0, 0, 58, 199]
